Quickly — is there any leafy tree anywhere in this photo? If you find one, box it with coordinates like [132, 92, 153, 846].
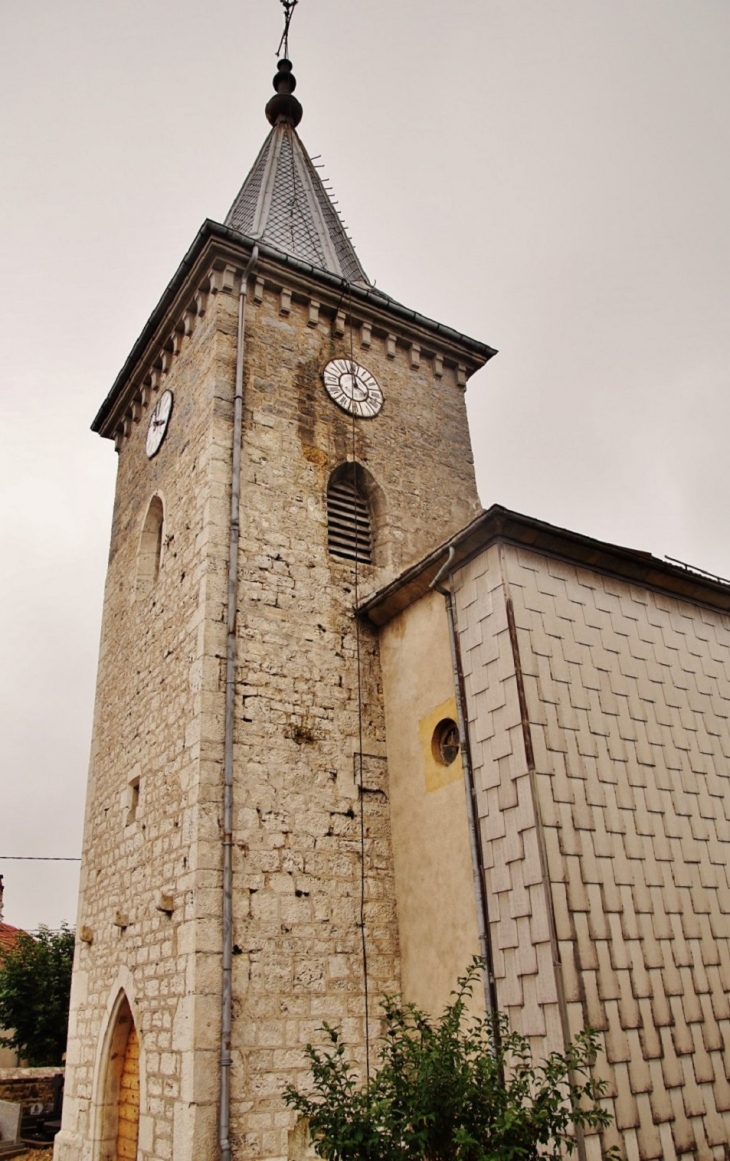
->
[0, 924, 75, 1066]
[285, 961, 619, 1161]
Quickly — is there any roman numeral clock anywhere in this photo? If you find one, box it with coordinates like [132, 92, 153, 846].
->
[323, 358, 384, 418]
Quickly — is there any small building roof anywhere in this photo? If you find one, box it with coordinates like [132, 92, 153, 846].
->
[359, 504, 730, 625]
[0, 878, 24, 952]
[0, 923, 22, 953]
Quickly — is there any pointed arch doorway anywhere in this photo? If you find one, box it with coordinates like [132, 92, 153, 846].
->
[97, 991, 140, 1161]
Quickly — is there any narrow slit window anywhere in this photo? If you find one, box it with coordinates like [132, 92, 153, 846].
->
[327, 475, 372, 564]
[126, 777, 140, 826]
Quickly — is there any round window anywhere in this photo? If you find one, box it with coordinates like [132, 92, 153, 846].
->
[432, 718, 460, 766]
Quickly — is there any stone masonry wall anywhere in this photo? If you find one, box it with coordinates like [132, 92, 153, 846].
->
[0, 1068, 63, 1109]
[59, 251, 483, 1161]
[219, 276, 481, 1158]
[57, 290, 227, 1161]
[455, 541, 730, 1161]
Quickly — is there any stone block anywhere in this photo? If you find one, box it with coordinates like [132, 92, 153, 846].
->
[0, 1099, 21, 1143]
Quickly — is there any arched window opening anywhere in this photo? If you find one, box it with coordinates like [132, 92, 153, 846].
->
[327, 467, 373, 564]
[137, 495, 164, 594]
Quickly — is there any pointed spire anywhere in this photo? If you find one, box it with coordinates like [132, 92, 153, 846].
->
[224, 60, 370, 286]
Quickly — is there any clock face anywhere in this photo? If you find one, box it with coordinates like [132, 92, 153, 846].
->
[146, 390, 173, 458]
[322, 359, 383, 419]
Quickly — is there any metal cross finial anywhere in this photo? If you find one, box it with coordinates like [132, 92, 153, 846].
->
[276, 0, 298, 59]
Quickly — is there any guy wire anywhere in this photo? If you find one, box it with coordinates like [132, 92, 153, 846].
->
[348, 284, 371, 1081]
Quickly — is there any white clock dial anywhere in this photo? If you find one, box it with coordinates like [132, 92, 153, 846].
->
[146, 390, 173, 458]
[322, 359, 383, 419]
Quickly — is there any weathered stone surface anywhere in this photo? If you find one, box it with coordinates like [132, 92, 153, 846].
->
[57, 254, 484, 1161]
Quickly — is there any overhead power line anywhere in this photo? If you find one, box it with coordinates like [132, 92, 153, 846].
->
[0, 856, 81, 862]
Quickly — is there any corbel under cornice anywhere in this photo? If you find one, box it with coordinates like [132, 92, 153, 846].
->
[93, 221, 498, 449]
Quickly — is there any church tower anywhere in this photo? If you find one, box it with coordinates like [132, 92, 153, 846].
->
[56, 57, 495, 1161]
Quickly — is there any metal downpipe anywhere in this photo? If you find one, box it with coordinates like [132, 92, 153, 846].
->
[430, 547, 499, 1018]
[220, 245, 258, 1161]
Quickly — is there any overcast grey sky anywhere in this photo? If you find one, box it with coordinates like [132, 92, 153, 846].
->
[1, 1, 729, 930]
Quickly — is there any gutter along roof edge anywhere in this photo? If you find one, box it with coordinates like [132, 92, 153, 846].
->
[359, 505, 730, 625]
[92, 220, 497, 436]
[92, 221, 212, 434]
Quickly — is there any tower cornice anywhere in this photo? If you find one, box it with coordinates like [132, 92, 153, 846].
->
[93, 220, 497, 446]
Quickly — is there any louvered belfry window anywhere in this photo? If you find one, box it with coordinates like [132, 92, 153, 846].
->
[327, 475, 372, 564]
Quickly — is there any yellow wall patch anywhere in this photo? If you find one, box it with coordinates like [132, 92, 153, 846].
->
[419, 698, 464, 793]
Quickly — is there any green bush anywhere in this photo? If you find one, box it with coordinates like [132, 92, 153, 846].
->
[285, 961, 618, 1161]
[0, 924, 75, 1066]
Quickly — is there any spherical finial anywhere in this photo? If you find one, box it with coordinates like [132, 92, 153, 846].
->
[266, 58, 303, 127]
[274, 59, 297, 93]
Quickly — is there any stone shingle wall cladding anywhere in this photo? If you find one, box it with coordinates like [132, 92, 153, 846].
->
[454, 544, 566, 1053]
[455, 542, 730, 1161]
[60, 262, 481, 1161]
